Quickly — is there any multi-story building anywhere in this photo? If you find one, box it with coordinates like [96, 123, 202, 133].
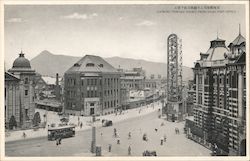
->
[120, 67, 145, 90]
[5, 51, 36, 129]
[193, 30, 246, 155]
[64, 55, 121, 116]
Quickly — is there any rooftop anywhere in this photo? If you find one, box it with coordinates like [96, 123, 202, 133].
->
[12, 51, 31, 69]
[228, 34, 246, 47]
[66, 55, 118, 74]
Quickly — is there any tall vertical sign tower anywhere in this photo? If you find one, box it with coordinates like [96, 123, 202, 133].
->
[165, 34, 183, 122]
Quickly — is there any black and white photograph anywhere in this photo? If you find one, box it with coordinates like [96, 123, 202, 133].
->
[1, 0, 249, 160]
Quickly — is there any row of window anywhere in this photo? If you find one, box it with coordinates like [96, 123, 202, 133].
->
[104, 100, 119, 109]
[68, 77, 120, 87]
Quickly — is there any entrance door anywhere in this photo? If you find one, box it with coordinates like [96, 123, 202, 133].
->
[90, 108, 94, 115]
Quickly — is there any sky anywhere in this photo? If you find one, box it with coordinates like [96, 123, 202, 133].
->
[4, 4, 246, 68]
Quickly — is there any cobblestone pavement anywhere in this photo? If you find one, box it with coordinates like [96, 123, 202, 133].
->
[6, 110, 211, 157]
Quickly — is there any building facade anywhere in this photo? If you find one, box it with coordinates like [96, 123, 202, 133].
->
[5, 52, 36, 129]
[64, 55, 121, 116]
[193, 31, 246, 155]
[120, 67, 145, 90]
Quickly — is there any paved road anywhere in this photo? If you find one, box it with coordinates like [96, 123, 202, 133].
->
[6, 111, 211, 157]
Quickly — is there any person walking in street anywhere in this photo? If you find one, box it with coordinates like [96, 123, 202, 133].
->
[128, 132, 131, 139]
[175, 128, 178, 134]
[108, 144, 112, 152]
[114, 128, 117, 137]
[22, 132, 26, 139]
[160, 137, 164, 145]
[117, 139, 120, 144]
[56, 135, 59, 146]
[128, 145, 131, 155]
[164, 134, 167, 142]
[80, 122, 83, 128]
[177, 128, 180, 134]
[58, 136, 62, 145]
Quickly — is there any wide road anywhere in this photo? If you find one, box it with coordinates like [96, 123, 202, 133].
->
[6, 111, 211, 157]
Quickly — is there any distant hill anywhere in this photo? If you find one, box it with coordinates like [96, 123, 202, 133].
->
[30, 50, 194, 82]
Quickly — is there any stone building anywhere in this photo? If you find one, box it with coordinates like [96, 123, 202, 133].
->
[64, 55, 121, 116]
[192, 29, 246, 155]
[5, 51, 36, 129]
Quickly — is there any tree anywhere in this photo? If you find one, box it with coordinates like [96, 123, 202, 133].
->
[32, 112, 41, 127]
[9, 115, 17, 130]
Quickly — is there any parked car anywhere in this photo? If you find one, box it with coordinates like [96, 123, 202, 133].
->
[102, 120, 113, 127]
[142, 150, 157, 156]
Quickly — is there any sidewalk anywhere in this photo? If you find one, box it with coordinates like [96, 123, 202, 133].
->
[5, 101, 162, 142]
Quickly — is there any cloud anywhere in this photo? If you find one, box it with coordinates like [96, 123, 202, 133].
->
[61, 12, 98, 20]
[136, 20, 156, 26]
[6, 18, 24, 23]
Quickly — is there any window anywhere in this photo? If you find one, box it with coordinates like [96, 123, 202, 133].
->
[232, 91, 237, 98]
[90, 103, 94, 106]
[25, 90, 28, 96]
[86, 63, 95, 67]
[25, 78, 29, 84]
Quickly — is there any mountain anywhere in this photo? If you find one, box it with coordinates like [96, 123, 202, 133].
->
[30, 50, 194, 82]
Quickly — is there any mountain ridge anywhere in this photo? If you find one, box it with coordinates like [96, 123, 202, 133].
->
[30, 50, 194, 82]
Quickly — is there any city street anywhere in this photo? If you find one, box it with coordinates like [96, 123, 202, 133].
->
[6, 110, 211, 157]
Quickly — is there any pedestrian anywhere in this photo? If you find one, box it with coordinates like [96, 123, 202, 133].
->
[160, 137, 164, 145]
[108, 144, 112, 152]
[117, 139, 120, 144]
[80, 122, 83, 128]
[128, 145, 131, 155]
[56, 136, 59, 146]
[175, 128, 177, 134]
[23, 132, 26, 139]
[101, 132, 103, 137]
[128, 132, 131, 139]
[155, 128, 158, 132]
[59, 136, 62, 145]
[164, 134, 167, 142]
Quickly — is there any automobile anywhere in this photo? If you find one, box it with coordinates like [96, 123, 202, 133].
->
[102, 120, 113, 127]
[142, 150, 157, 156]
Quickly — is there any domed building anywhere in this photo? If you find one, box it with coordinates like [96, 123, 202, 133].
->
[5, 51, 36, 129]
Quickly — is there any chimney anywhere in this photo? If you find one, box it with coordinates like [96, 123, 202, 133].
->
[56, 73, 59, 86]
[55, 73, 60, 100]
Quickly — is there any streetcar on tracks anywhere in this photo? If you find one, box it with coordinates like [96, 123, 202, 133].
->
[48, 125, 75, 141]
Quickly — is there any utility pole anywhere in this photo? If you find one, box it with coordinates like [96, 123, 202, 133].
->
[90, 115, 96, 153]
